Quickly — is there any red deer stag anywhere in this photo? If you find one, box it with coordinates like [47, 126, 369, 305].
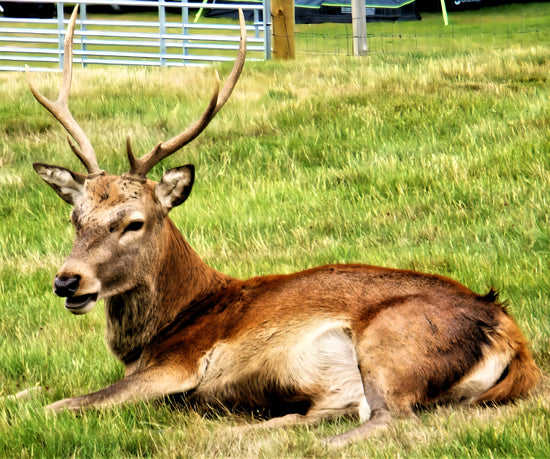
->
[29, 6, 539, 446]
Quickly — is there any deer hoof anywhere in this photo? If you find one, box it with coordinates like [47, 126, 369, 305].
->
[46, 397, 84, 413]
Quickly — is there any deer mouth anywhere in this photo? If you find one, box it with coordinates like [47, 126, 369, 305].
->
[65, 293, 98, 315]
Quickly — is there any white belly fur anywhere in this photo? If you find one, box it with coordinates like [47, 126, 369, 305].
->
[194, 320, 369, 419]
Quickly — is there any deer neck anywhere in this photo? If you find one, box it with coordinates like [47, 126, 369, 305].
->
[104, 218, 233, 367]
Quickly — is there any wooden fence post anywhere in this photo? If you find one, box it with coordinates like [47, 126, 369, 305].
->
[271, 0, 295, 59]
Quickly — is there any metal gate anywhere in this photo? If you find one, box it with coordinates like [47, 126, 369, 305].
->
[0, 0, 271, 71]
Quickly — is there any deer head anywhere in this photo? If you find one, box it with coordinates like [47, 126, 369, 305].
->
[29, 6, 246, 315]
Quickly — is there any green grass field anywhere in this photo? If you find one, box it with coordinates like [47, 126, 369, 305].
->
[1, 3, 549, 457]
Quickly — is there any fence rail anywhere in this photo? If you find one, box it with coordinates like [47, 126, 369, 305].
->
[0, 0, 271, 71]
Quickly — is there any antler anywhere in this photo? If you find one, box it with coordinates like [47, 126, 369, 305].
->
[126, 9, 247, 178]
[27, 5, 101, 175]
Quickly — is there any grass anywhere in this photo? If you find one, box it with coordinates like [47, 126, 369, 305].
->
[1, 4, 549, 458]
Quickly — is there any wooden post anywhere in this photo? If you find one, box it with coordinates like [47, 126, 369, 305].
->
[271, 0, 295, 59]
[351, 0, 367, 56]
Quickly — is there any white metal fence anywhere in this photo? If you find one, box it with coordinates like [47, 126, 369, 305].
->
[0, 0, 271, 71]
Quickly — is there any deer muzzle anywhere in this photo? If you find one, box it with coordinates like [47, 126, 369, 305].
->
[53, 271, 99, 315]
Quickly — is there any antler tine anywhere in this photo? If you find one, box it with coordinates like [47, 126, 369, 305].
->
[127, 9, 247, 178]
[27, 5, 101, 175]
[126, 76, 220, 178]
[212, 9, 247, 117]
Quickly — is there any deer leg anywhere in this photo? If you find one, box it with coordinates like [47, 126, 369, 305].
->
[325, 379, 393, 446]
[47, 365, 199, 413]
[239, 413, 317, 432]
[243, 406, 356, 431]
[237, 402, 362, 436]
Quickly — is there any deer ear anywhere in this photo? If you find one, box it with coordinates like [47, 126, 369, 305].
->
[33, 163, 86, 205]
[155, 164, 195, 213]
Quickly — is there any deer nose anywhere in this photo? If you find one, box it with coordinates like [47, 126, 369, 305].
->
[54, 275, 81, 297]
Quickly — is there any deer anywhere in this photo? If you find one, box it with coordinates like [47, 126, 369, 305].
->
[27, 6, 539, 446]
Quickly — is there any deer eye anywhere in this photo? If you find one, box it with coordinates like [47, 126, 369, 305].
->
[122, 221, 144, 234]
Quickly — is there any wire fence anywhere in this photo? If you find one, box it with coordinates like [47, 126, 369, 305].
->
[293, 3, 550, 56]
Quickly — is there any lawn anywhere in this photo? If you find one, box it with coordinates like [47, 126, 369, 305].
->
[0, 3, 549, 458]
